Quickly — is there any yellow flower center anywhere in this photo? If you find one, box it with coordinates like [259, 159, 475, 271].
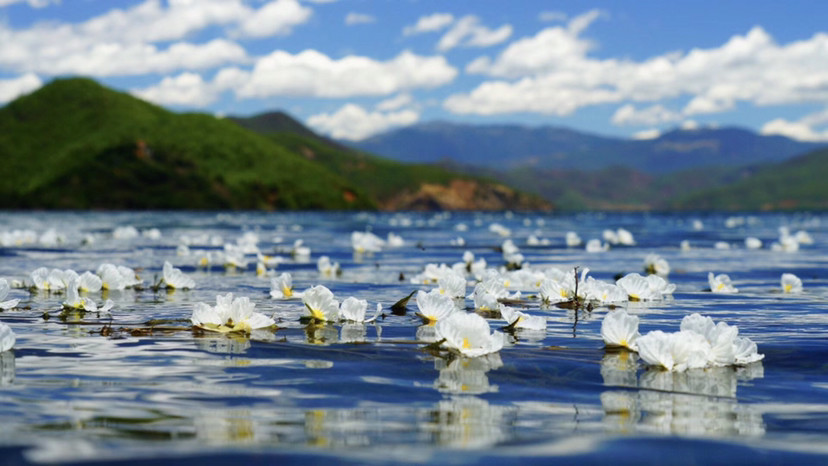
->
[629, 294, 640, 302]
[620, 338, 628, 347]
[199, 257, 208, 267]
[784, 284, 792, 293]
[716, 283, 725, 291]
[283, 286, 293, 298]
[310, 307, 326, 321]
[462, 337, 472, 349]
[560, 289, 568, 298]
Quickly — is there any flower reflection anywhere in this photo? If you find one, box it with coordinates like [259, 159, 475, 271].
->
[600, 352, 765, 436]
[305, 323, 339, 345]
[425, 396, 513, 448]
[433, 353, 502, 395]
[0, 351, 14, 385]
[194, 334, 251, 354]
[195, 409, 258, 445]
[340, 323, 367, 343]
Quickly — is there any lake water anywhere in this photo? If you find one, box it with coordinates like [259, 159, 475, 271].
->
[0, 211, 826, 464]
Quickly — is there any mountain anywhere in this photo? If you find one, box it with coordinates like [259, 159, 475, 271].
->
[0, 78, 548, 211]
[229, 113, 550, 211]
[352, 121, 824, 174]
[671, 148, 828, 211]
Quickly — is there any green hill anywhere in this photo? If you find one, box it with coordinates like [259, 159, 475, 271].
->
[230, 113, 550, 211]
[0, 78, 374, 210]
[671, 148, 828, 210]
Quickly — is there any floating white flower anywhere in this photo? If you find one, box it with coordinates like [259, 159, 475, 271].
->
[795, 230, 813, 245]
[616, 228, 636, 246]
[222, 243, 248, 269]
[601, 310, 640, 351]
[317, 256, 340, 276]
[582, 278, 628, 304]
[0, 279, 19, 310]
[416, 289, 458, 323]
[77, 271, 103, 293]
[191, 293, 274, 333]
[63, 279, 97, 311]
[744, 237, 763, 249]
[708, 272, 738, 293]
[679, 313, 763, 366]
[302, 285, 340, 322]
[680, 240, 692, 251]
[387, 232, 405, 248]
[499, 304, 546, 331]
[269, 272, 298, 299]
[637, 330, 711, 372]
[781, 273, 802, 293]
[616, 273, 660, 301]
[714, 241, 731, 250]
[539, 277, 571, 304]
[603, 229, 619, 244]
[0, 322, 14, 352]
[435, 312, 504, 358]
[437, 271, 466, 298]
[585, 238, 609, 252]
[292, 239, 311, 258]
[644, 253, 670, 276]
[113, 226, 139, 240]
[339, 297, 380, 323]
[351, 231, 385, 253]
[162, 261, 195, 289]
[97, 264, 142, 290]
[565, 231, 582, 247]
[488, 223, 511, 237]
[31, 267, 68, 291]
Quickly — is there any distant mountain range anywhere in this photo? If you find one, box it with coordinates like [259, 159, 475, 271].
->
[351, 121, 824, 174]
[0, 78, 547, 211]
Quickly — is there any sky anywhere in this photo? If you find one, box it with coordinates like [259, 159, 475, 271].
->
[2, 0, 828, 142]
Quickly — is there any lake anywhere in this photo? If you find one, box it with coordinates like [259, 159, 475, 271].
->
[0, 210, 826, 465]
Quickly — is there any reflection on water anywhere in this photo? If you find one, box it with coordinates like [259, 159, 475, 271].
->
[0, 211, 826, 462]
[600, 351, 765, 436]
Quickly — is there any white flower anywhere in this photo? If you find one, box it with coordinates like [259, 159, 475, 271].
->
[435, 312, 504, 357]
[112, 226, 139, 240]
[680, 240, 692, 251]
[585, 238, 609, 252]
[601, 310, 640, 351]
[77, 271, 103, 293]
[416, 289, 458, 323]
[733, 336, 764, 365]
[302, 285, 340, 322]
[499, 305, 546, 331]
[97, 264, 127, 291]
[744, 237, 763, 249]
[387, 232, 405, 248]
[714, 241, 731, 250]
[0, 322, 14, 352]
[339, 297, 380, 323]
[351, 231, 385, 253]
[603, 229, 619, 244]
[270, 273, 298, 299]
[437, 272, 466, 298]
[163, 261, 195, 289]
[63, 280, 96, 311]
[644, 253, 670, 276]
[616, 228, 635, 246]
[31, 267, 67, 291]
[191, 293, 274, 334]
[292, 239, 311, 258]
[646, 274, 676, 296]
[223, 243, 249, 269]
[317, 256, 340, 276]
[781, 273, 802, 293]
[0, 279, 19, 310]
[582, 278, 628, 304]
[637, 330, 711, 372]
[795, 230, 813, 245]
[539, 277, 571, 303]
[708, 272, 738, 293]
[489, 223, 511, 237]
[565, 231, 582, 247]
[616, 273, 660, 301]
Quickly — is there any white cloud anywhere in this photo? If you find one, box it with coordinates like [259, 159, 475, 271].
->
[238, 0, 312, 37]
[0, 0, 57, 7]
[0, 73, 41, 103]
[403, 13, 454, 36]
[447, 10, 828, 127]
[611, 104, 682, 126]
[236, 49, 457, 98]
[345, 12, 375, 26]
[307, 103, 419, 140]
[680, 120, 700, 130]
[761, 108, 828, 141]
[632, 128, 662, 140]
[0, 0, 312, 77]
[436, 15, 512, 52]
[538, 11, 567, 22]
[131, 72, 218, 107]
[376, 93, 413, 111]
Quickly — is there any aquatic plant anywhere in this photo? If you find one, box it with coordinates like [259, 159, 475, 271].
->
[644, 253, 670, 276]
[601, 310, 640, 351]
[499, 304, 546, 331]
[416, 289, 458, 323]
[162, 261, 195, 290]
[270, 272, 297, 299]
[435, 312, 504, 358]
[0, 279, 20, 310]
[302, 285, 340, 322]
[0, 323, 15, 352]
[708, 272, 738, 293]
[191, 293, 274, 333]
[781, 273, 803, 293]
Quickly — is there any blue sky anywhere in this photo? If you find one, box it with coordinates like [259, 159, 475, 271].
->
[2, 0, 828, 142]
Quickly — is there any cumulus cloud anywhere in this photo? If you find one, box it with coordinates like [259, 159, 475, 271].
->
[538, 11, 567, 22]
[612, 104, 682, 126]
[761, 108, 828, 141]
[376, 93, 413, 111]
[345, 12, 375, 26]
[447, 10, 828, 128]
[0, 0, 312, 77]
[437, 15, 512, 52]
[307, 103, 419, 141]
[632, 128, 662, 140]
[236, 49, 457, 98]
[0, 73, 41, 103]
[403, 13, 454, 36]
[131, 72, 218, 107]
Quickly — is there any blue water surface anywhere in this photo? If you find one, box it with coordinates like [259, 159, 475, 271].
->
[0, 211, 826, 464]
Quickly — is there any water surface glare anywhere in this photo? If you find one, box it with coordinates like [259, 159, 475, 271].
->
[0, 211, 826, 464]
